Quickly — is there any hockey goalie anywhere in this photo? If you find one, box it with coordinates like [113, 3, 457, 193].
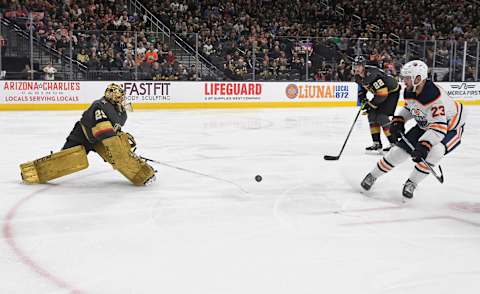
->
[20, 83, 156, 186]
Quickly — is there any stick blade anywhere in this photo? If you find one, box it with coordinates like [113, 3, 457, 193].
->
[324, 155, 340, 161]
[438, 165, 444, 183]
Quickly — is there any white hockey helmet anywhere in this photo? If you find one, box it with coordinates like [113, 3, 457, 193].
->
[400, 60, 428, 91]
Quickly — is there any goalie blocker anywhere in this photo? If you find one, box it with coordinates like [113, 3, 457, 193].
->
[20, 132, 156, 186]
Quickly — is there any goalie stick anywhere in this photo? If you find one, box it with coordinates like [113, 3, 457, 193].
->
[141, 156, 249, 193]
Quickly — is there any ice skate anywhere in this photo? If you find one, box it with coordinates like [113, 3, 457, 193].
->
[382, 143, 395, 152]
[360, 173, 377, 191]
[402, 179, 416, 199]
[365, 142, 383, 154]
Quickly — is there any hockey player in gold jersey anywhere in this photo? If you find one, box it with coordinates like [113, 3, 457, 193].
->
[360, 60, 465, 199]
[20, 83, 156, 186]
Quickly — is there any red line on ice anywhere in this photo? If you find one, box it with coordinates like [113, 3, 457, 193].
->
[2, 187, 84, 293]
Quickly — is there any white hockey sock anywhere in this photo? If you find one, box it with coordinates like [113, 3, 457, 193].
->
[408, 163, 430, 184]
[371, 146, 410, 178]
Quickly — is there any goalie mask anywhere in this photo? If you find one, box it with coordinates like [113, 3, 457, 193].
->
[104, 83, 132, 112]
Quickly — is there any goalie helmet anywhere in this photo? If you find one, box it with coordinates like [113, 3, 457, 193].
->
[400, 60, 428, 91]
[104, 83, 131, 112]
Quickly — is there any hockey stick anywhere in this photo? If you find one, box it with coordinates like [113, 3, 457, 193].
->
[323, 105, 363, 160]
[398, 132, 444, 184]
[140, 156, 249, 194]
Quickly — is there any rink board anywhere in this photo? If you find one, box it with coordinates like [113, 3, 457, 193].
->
[0, 81, 357, 110]
[0, 81, 479, 110]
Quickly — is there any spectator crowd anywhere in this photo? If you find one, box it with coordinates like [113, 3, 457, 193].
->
[1, 0, 200, 80]
[148, 0, 479, 81]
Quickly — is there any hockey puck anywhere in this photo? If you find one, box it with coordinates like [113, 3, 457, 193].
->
[255, 175, 262, 182]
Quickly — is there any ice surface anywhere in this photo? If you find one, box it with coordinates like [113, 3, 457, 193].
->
[1, 107, 479, 294]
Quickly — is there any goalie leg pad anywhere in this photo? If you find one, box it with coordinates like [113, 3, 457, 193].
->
[94, 133, 155, 186]
[20, 145, 89, 184]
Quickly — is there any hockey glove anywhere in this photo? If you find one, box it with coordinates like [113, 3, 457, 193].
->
[361, 103, 371, 115]
[359, 96, 367, 105]
[362, 101, 378, 114]
[358, 90, 368, 104]
[411, 141, 432, 162]
[390, 116, 405, 138]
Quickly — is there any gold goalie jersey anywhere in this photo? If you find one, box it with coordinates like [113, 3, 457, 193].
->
[398, 80, 465, 146]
